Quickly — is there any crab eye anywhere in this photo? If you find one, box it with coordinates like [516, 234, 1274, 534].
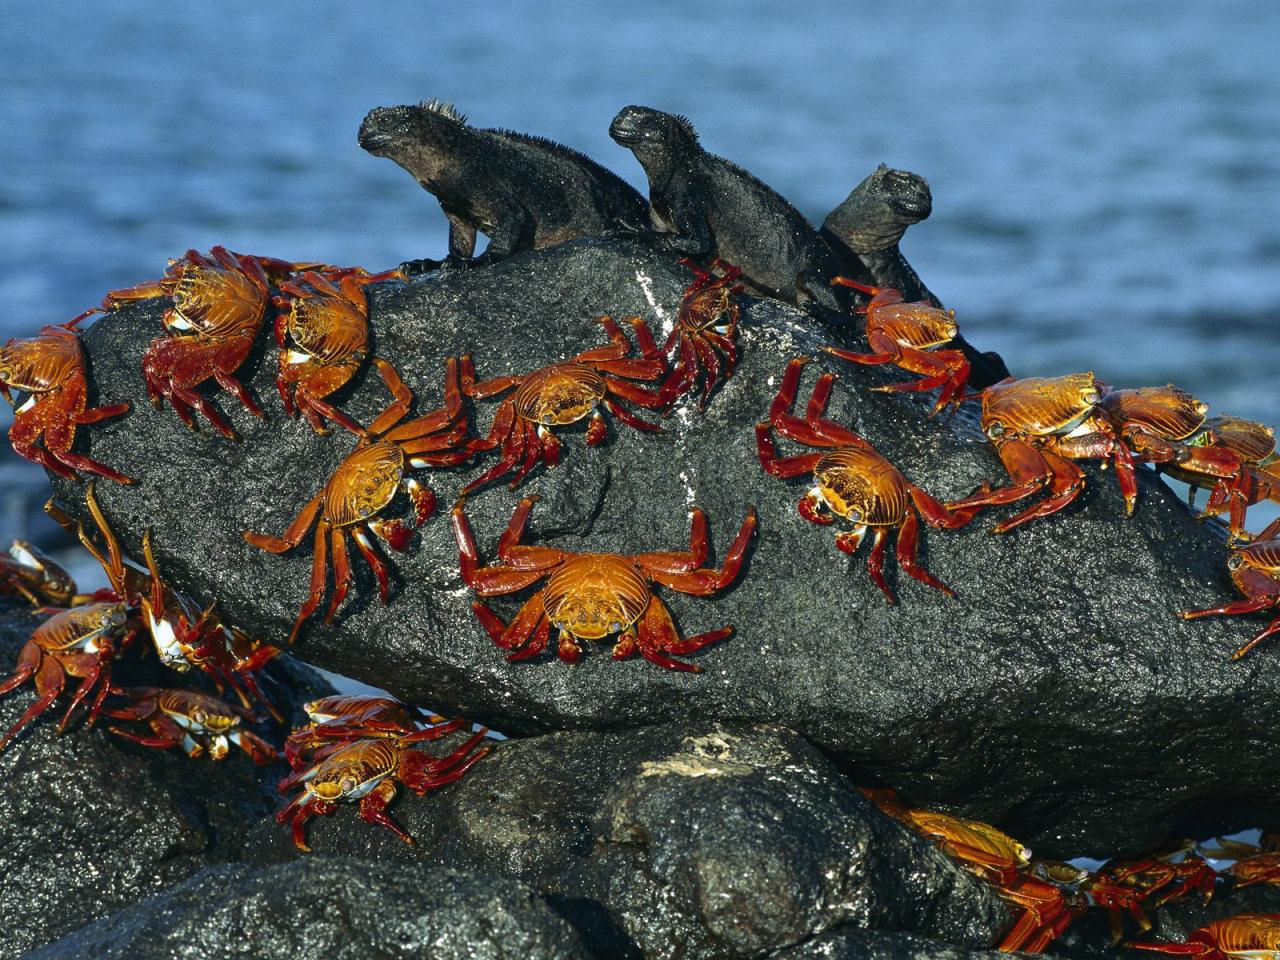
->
[1228, 554, 1245, 571]
[986, 421, 1005, 439]
[340, 776, 358, 794]
[848, 509, 864, 523]
[191, 710, 207, 725]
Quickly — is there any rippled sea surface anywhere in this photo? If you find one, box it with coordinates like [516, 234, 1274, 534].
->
[2, 0, 1278, 543]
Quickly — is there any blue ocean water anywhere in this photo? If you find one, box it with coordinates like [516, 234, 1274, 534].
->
[2, 0, 1278, 542]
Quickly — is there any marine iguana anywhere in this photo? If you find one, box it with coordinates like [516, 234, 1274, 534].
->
[607, 105, 849, 314]
[823, 164, 1010, 387]
[359, 100, 650, 273]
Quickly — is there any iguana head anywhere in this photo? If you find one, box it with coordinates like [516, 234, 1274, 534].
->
[826, 164, 933, 253]
[359, 100, 467, 172]
[609, 105, 698, 172]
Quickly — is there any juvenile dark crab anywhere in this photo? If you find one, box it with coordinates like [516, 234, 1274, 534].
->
[1, 540, 77, 607]
[277, 727, 490, 851]
[106, 687, 277, 764]
[459, 315, 668, 495]
[453, 495, 757, 671]
[92, 246, 276, 439]
[272, 267, 407, 435]
[0, 319, 132, 483]
[1098, 386, 1276, 540]
[945, 372, 1137, 533]
[658, 258, 743, 409]
[1180, 515, 1280, 659]
[283, 694, 450, 767]
[757, 358, 976, 604]
[825, 277, 973, 416]
[245, 358, 479, 641]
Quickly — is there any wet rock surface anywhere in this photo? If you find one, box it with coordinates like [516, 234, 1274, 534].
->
[0, 599, 334, 957]
[773, 929, 1024, 960]
[47, 238, 1276, 858]
[246, 721, 1011, 959]
[31, 857, 590, 960]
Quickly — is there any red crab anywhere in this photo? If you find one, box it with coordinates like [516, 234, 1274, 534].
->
[1180, 515, 1280, 658]
[658, 258, 743, 409]
[283, 694, 451, 767]
[453, 495, 757, 671]
[106, 686, 277, 763]
[756, 358, 977, 604]
[92, 246, 276, 439]
[1128, 914, 1280, 959]
[825, 277, 974, 415]
[0, 319, 132, 483]
[1084, 843, 1217, 942]
[244, 358, 480, 641]
[272, 267, 408, 435]
[459, 315, 669, 495]
[276, 727, 490, 851]
[1, 540, 78, 608]
[945, 372, 1137, 533]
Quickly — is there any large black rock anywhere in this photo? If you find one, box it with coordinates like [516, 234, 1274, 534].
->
[246, 721, 1011, 959]
[49, 239, 1275, 857]
[0, 599, 333, 957]
[31, 858, 591, 960]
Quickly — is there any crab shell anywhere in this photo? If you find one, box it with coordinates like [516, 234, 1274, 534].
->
[867, 302, 959, 350]
[512, 363, 607, 427]
[278, 286, 369, 365]
[3, 540, 77, 607]
[1189, 914, 1280, 956]
[811, 448, 912, 526]
[34, 602, 130, 655]
[165, 259, 269, 340]
[301, 737, 402, 804]
[906, 809, 1032, 879]
[151, 688, 247, 759]
[543, 554, 651, 641]
[1199, 414, 1278, 464]
[1099, 385, 1209, 441]
[0, 329, 84, 396]
[982, 372, 1101, 440]
[324, 442, 407, 526]
[1228, 537, 1280, 593]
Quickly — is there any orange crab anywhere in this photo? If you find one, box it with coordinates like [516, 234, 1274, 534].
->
[106, 686, 277, 764]
[283, 694, 451, 767]
[1128, 914, 1280, 959]
[0, 319, 132, 483]
[1084, 843, 1217, 942]
[945, 372, 1138, 533]
[1099, 388, 1276, 541]
[245, 358, 479, 642]
[1180, 515, 1280, 658]
[756, 358, 977, 604]
[824, 277, 974, 415]
[272, 267, 407, 435]
[277, 726, 490, 851]
[871, 799, 1086, 953]
[453, 495, 757, 671]
[1, 540, 77, 607]
[89, 246, 278, 439]
[459, 315, 668, 495]
[658, 258, 744, 410]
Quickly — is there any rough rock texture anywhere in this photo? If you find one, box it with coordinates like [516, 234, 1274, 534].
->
[0, 599, 333, 958]
[773, 929, 1024, 960]
[246, 722, 1011, 959]
[50, 238, 1276, 857]
[32, 858, 590, 960]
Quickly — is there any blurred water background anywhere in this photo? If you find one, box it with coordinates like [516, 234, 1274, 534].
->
[2, 0, 1278, 555]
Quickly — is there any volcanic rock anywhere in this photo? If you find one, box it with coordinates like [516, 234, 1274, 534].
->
[773, 929, 1026, 960]
[31, 858, 590, 960]
[48, 238, 1277, 858]
[246, 721, 1011, 958]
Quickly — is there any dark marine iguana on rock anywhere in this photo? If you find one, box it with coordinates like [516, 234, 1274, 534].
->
[608, 104, 851, 315]
[359, 99, 650, 274]
[823, 164, 1010, 386]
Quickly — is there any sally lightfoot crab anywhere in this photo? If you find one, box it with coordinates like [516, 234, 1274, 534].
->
[453, 495, 757, 671]
[272, 267, 407, 434]
[459, 315, 668, 495]
[945, 372, 1137, 533]
[757, 358, 976, 604]
[1, 540, 77, 607]
[284, 694, 452, 767]
[106, 686, 277, 763]
[824, 277, 973, 416]
[0, 319, 132, 483]
[1128, 914, 1280, 959]
[1180, 516, 1280, 659]
[244, 358, 479, 641]
[277, 727, 490, 851]
[659, 258, 743, 409]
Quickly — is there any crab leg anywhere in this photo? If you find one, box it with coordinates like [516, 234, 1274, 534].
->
[755, 423, 826, 479]
[509, 418, 546, 488]
[493, 497, 564, 569]
[864, 527, 894, 603]
[634, 597, 724, 672]
[109, 713, 186, 751]
[287, 521, 329, 644]
[601, 376, 668, 410]
[493, 594, 547, 651]
[459, 355, 522, 399]
[350, 527, 390, 602]
[603, 396, 661, 433]
[506, 615, 551, 661]
[324, 527, 352, 623]
[244, 492, 324, 553]
[0, 653, 64, 752]
[644, 508, 757, 594]
[56, 652, 111, 732]
[362, 359, 416, 436]
[895, 512, 955, 597]
[630, 508, 710, 573]
[461, 403, 526, 495]
[453, 507, 557, 595]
